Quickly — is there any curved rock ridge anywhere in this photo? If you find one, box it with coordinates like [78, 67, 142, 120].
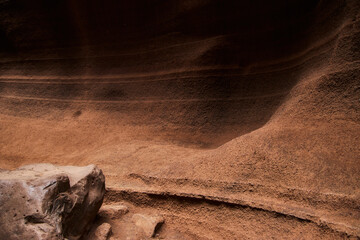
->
[0, 0, 350, 147]
[0, 164, 105, 240]
[0, 0, 359, 239]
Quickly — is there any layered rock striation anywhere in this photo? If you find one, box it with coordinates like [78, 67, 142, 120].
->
[0, 0, 359, 239]
[1, 0, 356, 147]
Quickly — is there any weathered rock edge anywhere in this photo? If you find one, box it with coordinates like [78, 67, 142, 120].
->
[0, 164, 106, 240]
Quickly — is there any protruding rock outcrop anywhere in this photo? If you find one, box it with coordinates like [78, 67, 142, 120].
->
[0, 164, 105, 240]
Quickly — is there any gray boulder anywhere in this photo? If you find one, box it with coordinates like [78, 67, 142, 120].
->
[0, 164, 105, 240]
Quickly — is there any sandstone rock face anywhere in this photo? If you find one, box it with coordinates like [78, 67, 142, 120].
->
[0, 164, 105, 240]
[88, 222, 112, 240]
[0, 0, 359, 239]
[98, 204, 129, 219]
[132, 213, 164, 238]
[0, 0, 347, 148]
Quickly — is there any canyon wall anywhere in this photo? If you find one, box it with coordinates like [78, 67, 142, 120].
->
[0, 0, 359, 238]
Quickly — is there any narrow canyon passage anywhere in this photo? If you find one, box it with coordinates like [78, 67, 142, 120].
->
[0, 0, 359, 239]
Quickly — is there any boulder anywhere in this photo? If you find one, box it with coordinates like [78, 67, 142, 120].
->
[88, 222, 112, 240]
[0, 164, 105, 240]
[132, 213, 164, 238]
[98, 204, 129, 219]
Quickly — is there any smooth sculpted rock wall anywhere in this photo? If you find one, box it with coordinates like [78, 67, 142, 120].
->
[0, 0, 351, 147]
[0, 1, 359, 238]
[0, 164, 105, 240]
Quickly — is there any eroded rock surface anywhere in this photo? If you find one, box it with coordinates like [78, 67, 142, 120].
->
[0, 0, 359, 239]
[132, 213, 164, 238]
[98, 204, 129, 219]
[0, 164, 105, 240]
[88, 222, 112, 240]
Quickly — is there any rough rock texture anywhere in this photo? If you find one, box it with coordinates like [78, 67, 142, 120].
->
[98, 204, 129, 219]
[0, 0, 359, 239]
[0, 0, 347, 148]
[88, 201, 165, 240]
[88, 223, 112, 240]
[132, 214, 164, 238]
[0, 164, 105, 240]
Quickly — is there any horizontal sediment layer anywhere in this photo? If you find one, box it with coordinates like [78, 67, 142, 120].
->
[0, 0, 359, 238]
